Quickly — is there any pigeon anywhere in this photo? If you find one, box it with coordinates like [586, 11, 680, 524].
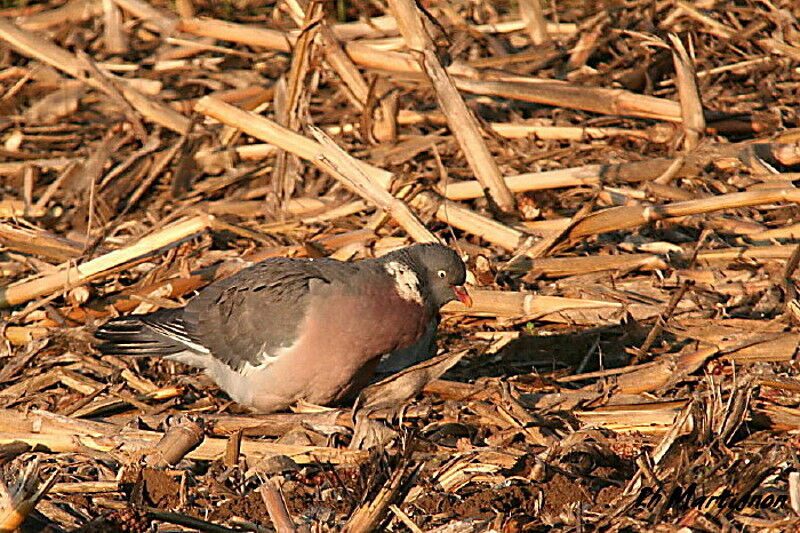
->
[95, 243, 471, 413]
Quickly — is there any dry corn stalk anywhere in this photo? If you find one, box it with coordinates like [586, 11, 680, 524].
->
[0, 459, 59, 533]
[388, 0, 516, 213]
[0, 18, 190, 133]
[0, 215, 213, 308]
[260, 480, 298, 533]
[144, 416, 205, 469]
[668, 34, 704, 151]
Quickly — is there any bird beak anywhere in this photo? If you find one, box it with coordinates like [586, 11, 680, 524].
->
[453, 285, 472, 307]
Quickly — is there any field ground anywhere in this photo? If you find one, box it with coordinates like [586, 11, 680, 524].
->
[2, 0, 800, 531]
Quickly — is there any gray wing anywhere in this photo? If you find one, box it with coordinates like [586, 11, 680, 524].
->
[182, 258, 349, 371]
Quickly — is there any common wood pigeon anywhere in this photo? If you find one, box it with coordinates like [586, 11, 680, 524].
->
[95, 243, 471, 413]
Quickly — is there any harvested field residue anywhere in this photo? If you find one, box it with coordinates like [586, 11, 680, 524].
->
[2, 0, 800, 531]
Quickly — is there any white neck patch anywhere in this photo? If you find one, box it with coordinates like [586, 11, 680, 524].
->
[384, 261, 423, 305]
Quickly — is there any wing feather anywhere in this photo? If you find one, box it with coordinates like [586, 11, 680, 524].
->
[95, 309, 190, 357]
[181, 258, 337, 371]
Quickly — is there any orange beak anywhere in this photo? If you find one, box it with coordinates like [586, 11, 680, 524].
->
[453, 285, 473, 307]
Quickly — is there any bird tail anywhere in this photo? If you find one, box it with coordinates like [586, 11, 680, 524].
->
[94, 309, 188, 357]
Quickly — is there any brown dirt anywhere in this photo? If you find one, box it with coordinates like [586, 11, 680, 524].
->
[141, 468, 181, 509]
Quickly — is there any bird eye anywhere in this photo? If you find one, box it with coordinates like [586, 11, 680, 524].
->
[437, 270, 447, 278]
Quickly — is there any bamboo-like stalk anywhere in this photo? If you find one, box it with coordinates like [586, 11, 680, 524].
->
[566, 188, 800, 240]
[177, 17, 420, 73]
[177, 17, 289, 53]
[411, 191, 523, 251]
[668, 34, 704, 151]
[574, 403, 685, 433]
[328, 111, 658, 140]
[50, 481, 120, 494]
[388, 0, 516, 213]
[488, 122, 655, 141]
[749, 223, 800, 240]
[694, 245, 800, 263]
[309, 128, 438, 243]
[102, 0, 127, 55]
[195, 96, 438, 243]
[195, 96, 393, 188]
[0, 215, 213, 308]
[205, 197, 335, 217]
[506, 254, 668, 277]
[0, 223, 89, 263]
[175, 15, 577, 76]
[325, 14, 577, 41]
[260, 480, 298, 533]
[0, 201, 47, 218]
[443, 159, 677, 200]
[0, 459, 59, 533]
[143, 416, 205, 469]
[0, 431, 365, 465]
[442, 289, 621, 317]
[342, 459, 414, 533]
[0, 409, 124, 437]
[0, 409, 364, 464]
[3, 327, 50, 346]
[454, 77, 682, 123]
[518, 0, 549, 45]
[444, 144, 800, 200]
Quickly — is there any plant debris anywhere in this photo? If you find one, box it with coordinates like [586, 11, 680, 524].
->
[2, 0, 800, 531]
